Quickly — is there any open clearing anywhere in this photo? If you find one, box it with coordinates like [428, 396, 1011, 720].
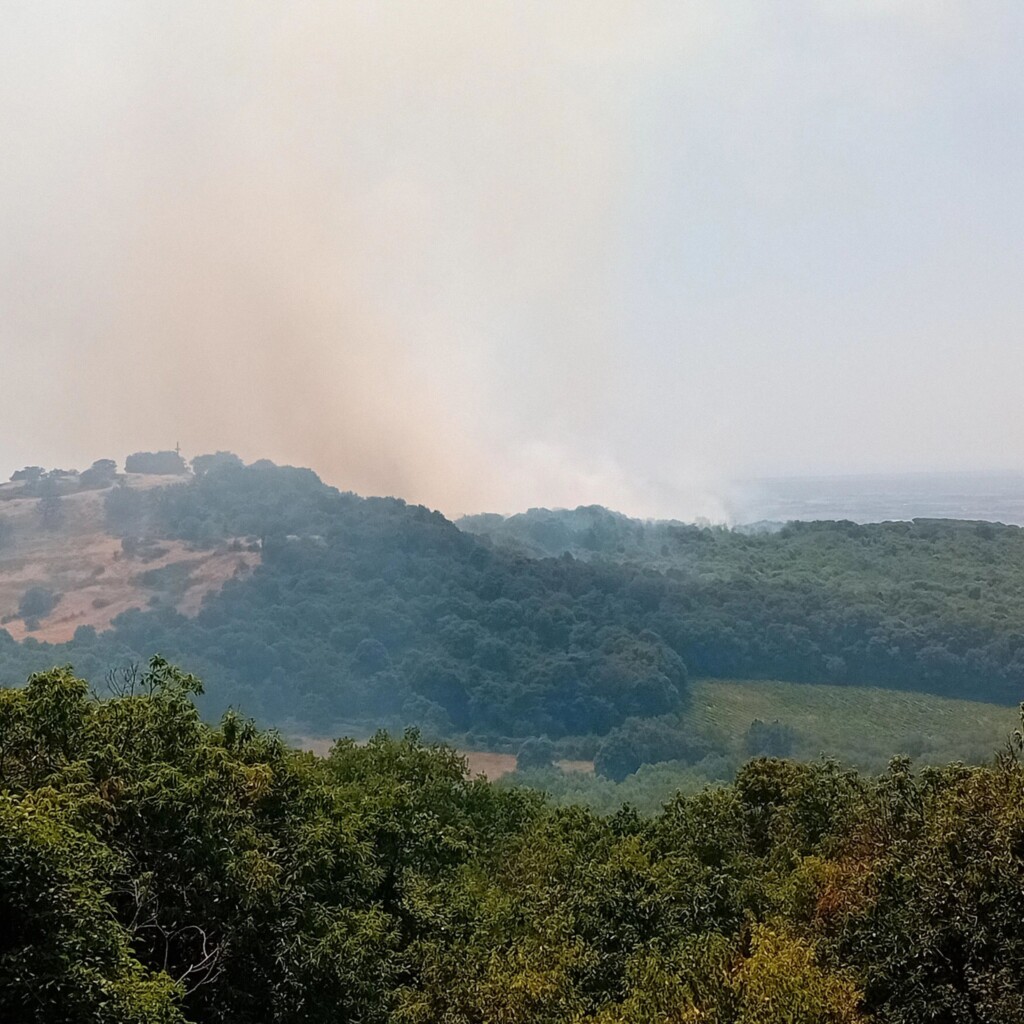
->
[0, 475, 259, 641]
[691, 678, 1019, 769]
[292, 739, 592, 780]
[462, 752, 594, 780]
[296, 680, 1016, 783]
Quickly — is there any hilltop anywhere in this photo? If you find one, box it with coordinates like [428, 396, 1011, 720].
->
[0, 468, 258, 642]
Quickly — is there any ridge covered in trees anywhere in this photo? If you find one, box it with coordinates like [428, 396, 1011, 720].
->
[0, 457, 1023, 769]
[2, 458, 1024, 748]
[0, 460, 690, 739]
[3, 660, 1024, 1022]
[460, 504, 1024, 702]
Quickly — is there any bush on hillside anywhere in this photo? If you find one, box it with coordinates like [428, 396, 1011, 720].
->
[18, 586, 59, 621]
[517, 737, 556, 772]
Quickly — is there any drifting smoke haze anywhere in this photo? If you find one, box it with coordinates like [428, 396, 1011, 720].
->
[2, 2, 1023, 518]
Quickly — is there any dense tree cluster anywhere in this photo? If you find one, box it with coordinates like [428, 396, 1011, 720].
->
[17, 586, 59, 624]
[594, 714, 720, 782]
[6, 460, 120, 495]
[79, 458, 119, 490]
[124, 451, 189, 475]
[462, 505, 1024, 704]
[0, 462, 690, 739]
[744, 717, 796, 758]
[3, 661, 1024, 1022]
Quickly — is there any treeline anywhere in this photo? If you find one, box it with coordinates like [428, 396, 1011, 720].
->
[103, 466, 1024, 710]
[4, 460, 1024, 744]
[461, 505, 1024, 702]
[6, 452, 189, 491]
[3, 661, 1024, 1022]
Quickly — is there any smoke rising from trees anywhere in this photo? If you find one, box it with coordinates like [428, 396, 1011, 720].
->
[2, 2, 1022, 517]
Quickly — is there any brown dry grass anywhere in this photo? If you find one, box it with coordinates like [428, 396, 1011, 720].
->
[463, 751, 518, 778]
[0, 476, 258, 642]
[290, 738, 593, 780]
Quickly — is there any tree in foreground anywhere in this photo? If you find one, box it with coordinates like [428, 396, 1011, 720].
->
[2, 660, 1024, 1022]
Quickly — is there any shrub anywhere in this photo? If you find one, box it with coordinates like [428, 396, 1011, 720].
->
[595, 716, 719, 781]
[744, 718, 796, 758]
[191, 451, 244, 477]
[79, 458, 119, 490]
[18, 586, 59, 621]
[517, 737, 556, 772]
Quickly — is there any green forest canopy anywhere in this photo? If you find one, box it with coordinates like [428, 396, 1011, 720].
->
[3, 660, 1024, 1023]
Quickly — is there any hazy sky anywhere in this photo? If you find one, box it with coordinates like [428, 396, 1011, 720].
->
[2, 1, 1023, 518]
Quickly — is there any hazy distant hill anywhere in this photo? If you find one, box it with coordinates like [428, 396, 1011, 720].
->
[458, 504, 696, 562]
[460, 504, 1024, 704]
[0, 459, 689, 741]
[4, 458, 1024, 759]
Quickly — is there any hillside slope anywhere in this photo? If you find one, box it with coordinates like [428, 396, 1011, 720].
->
[0, 461, 691, 739]
[3, 459, 1024, 753]
[0, 474, 258, 641]
[460, 505, 1024, 704]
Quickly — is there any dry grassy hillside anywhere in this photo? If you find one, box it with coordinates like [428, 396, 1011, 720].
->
[0, 474, 259, 642]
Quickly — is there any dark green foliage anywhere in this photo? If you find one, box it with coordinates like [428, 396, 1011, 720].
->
[462, 507, 1024, 705]
[744, 717, 796, 758]
[0, 462, 683, 737]
[190, 451, 244, 477]
[517, 736, 556, 771]
[0, 793, 183, 1022]
[9, 660, 1024, 1022]
[18, 586, 59, 621]
[0, 661, 537, 1024]
[595, 715, 719, 781]
[79, 458, 119, 489]
[37, 475, 65, 530]
[7, 460, 1024, 744]
[593, 729, 640, 782]
[106, 482, 146, 536]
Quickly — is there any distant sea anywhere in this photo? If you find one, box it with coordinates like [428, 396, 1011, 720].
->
[728, 473, 1024, 526]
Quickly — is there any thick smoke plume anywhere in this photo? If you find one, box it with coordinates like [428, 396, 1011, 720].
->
[2, 3, 1019, 518]
[1, 2, 674, 514]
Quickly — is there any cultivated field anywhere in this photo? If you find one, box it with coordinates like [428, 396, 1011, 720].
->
[690, 678, 1020, 770]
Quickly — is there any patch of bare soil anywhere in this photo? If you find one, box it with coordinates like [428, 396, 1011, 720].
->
[462, 751, 518, 778]
[462, 754, 595, 779]
[0, 477, 258, 642]
[290, 740, 594, 780]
